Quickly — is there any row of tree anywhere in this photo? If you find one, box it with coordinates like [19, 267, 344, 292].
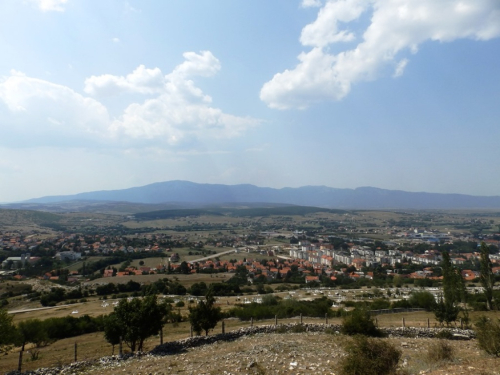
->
[435, 242, 497, 326]
[0, 311, 104, 354]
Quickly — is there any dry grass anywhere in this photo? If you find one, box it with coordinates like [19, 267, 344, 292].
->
[4, 332, 497, 375]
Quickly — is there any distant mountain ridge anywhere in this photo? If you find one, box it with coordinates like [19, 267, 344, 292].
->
[17, 180, 500, 209]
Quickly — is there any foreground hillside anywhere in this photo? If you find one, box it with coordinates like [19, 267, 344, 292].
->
[6, 331, 499, 375]
[80, 333, 499, 375]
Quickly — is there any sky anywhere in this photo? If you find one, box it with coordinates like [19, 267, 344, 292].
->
[1, 0, 500, 202]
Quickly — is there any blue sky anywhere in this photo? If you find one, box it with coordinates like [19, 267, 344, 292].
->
[1, 0, 499, 202]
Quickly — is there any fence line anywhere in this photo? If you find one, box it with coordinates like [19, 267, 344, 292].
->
[370, 307, 426, 315]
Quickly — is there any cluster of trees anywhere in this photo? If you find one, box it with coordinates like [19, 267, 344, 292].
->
[228, 295, 333, 321]
[103, 291, 223, 353]
[434, 243, 497, 326]
[0, 310, 104, 354]
[40, 287, 87, 306]
[2, 292, 224, 356]
[103, 295, 169, 353]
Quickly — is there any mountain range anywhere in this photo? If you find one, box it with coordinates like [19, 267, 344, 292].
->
[13, 180, 500, 210]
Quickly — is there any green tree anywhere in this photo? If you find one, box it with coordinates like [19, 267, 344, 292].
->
[188, 290, 222, 336]
[17, 319, 48, 349]
[110, 295, 167, 353]
[479, 242, 495, 310]
[341, 308, 382, 337]
[0, 308, 17, 353]
[408, 291, 436, 311]
[179, 261, 190, 275]
[103, 313, 122, 355]
[435, 251, 464, 325]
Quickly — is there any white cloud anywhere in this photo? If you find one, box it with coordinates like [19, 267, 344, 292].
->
[393, 58, 409, 78]
[112, 37, 120, 43]
[86, 51, 256, 145]
[261, 0, 500, 109]
[84, 65, 165, 96]
[30, 0, 68, 12]
[0, 70, 110, 143]
[301, 0, 322, 8]
[172, 51, 221, 78]
[0, 52, 258, 147]
[300, 0, 366, 46]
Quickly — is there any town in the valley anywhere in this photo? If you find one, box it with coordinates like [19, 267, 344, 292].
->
[1, 208, 499, 293]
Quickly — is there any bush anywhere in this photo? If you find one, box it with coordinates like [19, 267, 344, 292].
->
[475, 316, 500, 357]
[290, 324, 307, 333]
[341, 308, 383, 337]
[408, 291, 436, 311]
[435, 329, 453, 340]
[426, 340, 454, 363]
[338, 335, 401, 375]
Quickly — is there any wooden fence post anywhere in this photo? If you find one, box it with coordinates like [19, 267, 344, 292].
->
[222, 320, 225, 334]
[325, 313, 328, 325]
[300, 313, 303, 324]
[190, 325, 193, 337]
[119, 336, 123, 356]
[402, 317, 405, 328]
[160, 328, 163, 345]
[427, 318, 430, 328]
[251, 317, 253, 327]
[275, 315, 278, 326]
[74, 342, 77, 362]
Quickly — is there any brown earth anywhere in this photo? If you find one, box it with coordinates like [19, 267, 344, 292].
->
[78, 333, 500, 375]
[3, 332, 498, 375]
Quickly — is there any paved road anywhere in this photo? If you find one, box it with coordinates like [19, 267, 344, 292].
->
[188, 249, 238, 263]
[8, 304, 72, 314]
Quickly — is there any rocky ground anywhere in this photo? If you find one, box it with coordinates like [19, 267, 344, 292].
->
[80, 334, 500, 375]
[6, 328, 499, 375]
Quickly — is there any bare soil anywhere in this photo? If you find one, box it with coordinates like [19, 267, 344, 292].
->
[79, 333, 499, 375]
[2, 330, 499, 375]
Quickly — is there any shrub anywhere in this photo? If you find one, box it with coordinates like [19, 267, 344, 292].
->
[324, 327, 338, 335]
[275, 325, 288, 334]
[370, 299, 391, 310]
[408, 291, 437, 311]
[338, 335, 401, 375]
[290, 324, 307, 333]
[28, 349, 41, 361]
[426, 340, 454, 363]
[435, 329, 453, 340]
[475, 316, 500, 357]
[341, 308, 382, 337]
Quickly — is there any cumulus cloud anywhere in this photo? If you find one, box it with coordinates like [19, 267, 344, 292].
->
[30, 0, 68, 12]
[0, 70, 110, 144]
[0, 52, 258, 147]
[109, 52, 255, 144]
[300, 0, 366, 46]
[84, 65, 165, 96]
[261, 0, 500, 109]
